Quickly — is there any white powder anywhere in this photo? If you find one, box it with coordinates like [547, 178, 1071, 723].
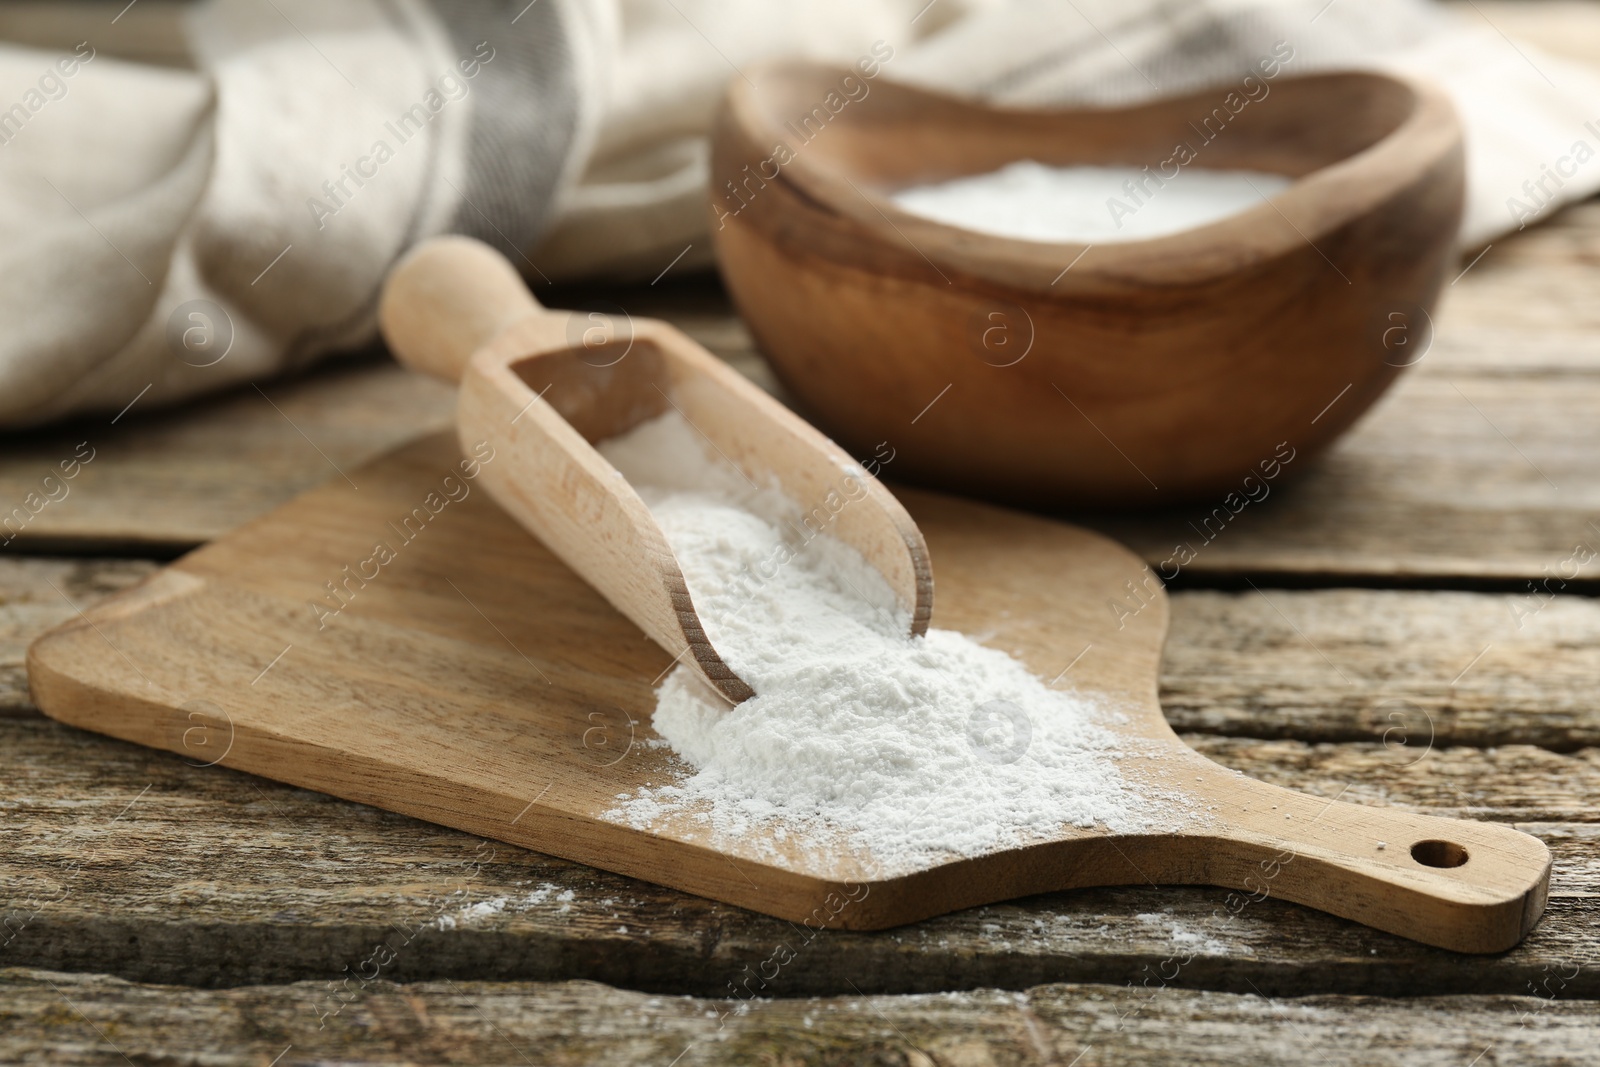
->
[435, 883, 580, 928]
[890, 160, 1292, 243]
[600, 411, 1180, 876]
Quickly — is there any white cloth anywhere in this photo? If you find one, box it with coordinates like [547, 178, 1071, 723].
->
[0, 0, 1595, 427]
[0, 0, 611, 426]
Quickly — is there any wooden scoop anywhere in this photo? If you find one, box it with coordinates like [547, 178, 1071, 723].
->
[377, 236, 932, 703]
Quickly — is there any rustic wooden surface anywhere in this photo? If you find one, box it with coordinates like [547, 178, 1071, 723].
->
[4, 285, 1598, 1060]
[3, 968, 1595, 1067]
[3, 708, 1596, 995]
[4, 245, 1600, 1060]
[0, 357, 454, 555]
[26, 432, 1556, 952]
[4, 2, 1600, 1062]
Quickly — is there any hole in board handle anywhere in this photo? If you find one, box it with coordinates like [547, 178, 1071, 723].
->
[1411, 839, 1469, 868]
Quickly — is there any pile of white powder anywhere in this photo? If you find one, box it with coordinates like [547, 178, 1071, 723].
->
[600, 411, 1177, 875]
[891, 161, 1291, 243]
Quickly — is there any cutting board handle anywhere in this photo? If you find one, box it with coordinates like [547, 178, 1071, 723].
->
[379, 236, 550, 383]
[1183, 769, 1550, 953]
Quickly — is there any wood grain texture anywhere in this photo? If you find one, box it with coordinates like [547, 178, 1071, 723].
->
[2, 717, 1592, 998]
[0, 5, 1594, 1062]
[0, 358, 453, 554]
[0, 559, 155, 716]
[1190, 739, 1600, 824]
[1433, 203, 1600, 343]
[572, 199, 1600, 383]
[1090, 371, 1600, 585]
[8, 555, 1597, 751]
[4, 968, 1597, 1067]
[26, 432, 1551, 951]
[1160, 589, 1600, 750]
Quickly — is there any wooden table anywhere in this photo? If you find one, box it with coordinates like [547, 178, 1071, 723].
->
[4, 7, 1599, 1064]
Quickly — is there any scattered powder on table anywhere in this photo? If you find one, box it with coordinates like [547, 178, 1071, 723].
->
[890, 160, 1292, 244]
[599, 411, 1185, 876]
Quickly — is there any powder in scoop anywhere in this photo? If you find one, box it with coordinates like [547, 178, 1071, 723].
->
[891, 160, 1292, 243]
[600, 411, 1174, 875]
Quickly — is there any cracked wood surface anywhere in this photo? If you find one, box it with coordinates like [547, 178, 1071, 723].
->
[3, 715, 1596, 999]
[2, 968, 1595, 1067]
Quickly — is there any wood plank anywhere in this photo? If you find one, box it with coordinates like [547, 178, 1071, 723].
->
[1190, 737, 1600, 823]
[1089, 370, 1600, 585]
[584, 197, 1600, 383]
[9, 555, 1598, 751]
[1432, 203, 1600, 347]
[1161, 589, 1600, 750]
[0, 358, 453, 554]
[561, 303, 1600, 585]
[2, 717, 1592, 997]
[0, 558, 156, 716]
[3, 968, 1595, 1067]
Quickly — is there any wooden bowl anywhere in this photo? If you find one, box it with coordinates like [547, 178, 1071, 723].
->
[709, 64, 1464, 507]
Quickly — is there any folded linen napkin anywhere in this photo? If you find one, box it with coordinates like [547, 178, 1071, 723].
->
[0, 0, 1594, 428]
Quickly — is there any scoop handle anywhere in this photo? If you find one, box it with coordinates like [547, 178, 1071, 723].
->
[379, 236, 548, 383]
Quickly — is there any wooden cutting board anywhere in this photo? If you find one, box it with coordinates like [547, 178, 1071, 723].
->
[28, 432, 1549, 952]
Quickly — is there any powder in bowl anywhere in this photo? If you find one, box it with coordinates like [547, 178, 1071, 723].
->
[890, 160, 1292, 244]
